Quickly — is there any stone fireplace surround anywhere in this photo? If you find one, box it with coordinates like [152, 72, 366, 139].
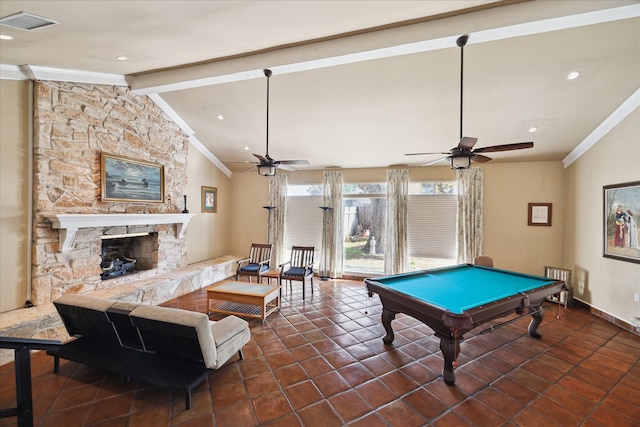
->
[46, 213, 195, 283]
[0, 80, 240, 365]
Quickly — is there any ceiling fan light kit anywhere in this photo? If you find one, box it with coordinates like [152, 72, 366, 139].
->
[451, 155, 472, 170]
[405, 34, 533, 169]
[258, 165, 277, 176]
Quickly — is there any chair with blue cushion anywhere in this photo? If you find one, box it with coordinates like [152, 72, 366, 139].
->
[236, 243, 272, 282]
[279, 246, 315, 299]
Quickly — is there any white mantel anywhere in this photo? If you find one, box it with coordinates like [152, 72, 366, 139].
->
[46, 213, 196, 253]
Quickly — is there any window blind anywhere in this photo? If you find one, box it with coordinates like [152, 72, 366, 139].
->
[407, 194, 457, 259]
[285, 196, 323, 257]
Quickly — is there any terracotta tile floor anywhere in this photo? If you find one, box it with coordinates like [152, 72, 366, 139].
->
[1, 279, 639, 426]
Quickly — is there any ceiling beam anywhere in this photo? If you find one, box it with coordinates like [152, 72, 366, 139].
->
[128, 3, 639, 96]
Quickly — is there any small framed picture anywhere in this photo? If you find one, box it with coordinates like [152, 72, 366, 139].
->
[528, 203, 552, 226]
[201, 186, 217, 213]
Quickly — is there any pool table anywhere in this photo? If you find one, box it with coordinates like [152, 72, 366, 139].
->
[364, 264, 565, 385]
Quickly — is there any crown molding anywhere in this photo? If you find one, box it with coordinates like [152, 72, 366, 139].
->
[2, 64, 129, 86]
[563, 87, 640, 168]
[0, 64, 28, 80]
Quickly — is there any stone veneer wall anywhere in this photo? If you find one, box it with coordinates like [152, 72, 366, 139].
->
[32, 81, 190, 305]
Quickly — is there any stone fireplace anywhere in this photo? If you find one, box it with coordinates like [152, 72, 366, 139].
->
[35, 213, 195, 305]
[31, 80, 191, 305]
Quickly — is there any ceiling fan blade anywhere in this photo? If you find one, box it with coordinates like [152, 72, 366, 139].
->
[458, 137, 478, 150]
[473, 142, 534, 153]
[253, 153, 268, 163]
[276, 164, 298, 171]
[473, 154, 492, 163]
[277, 160, 310, 165]
[422, 157, 448, 166]
[405, 152, 449, 156]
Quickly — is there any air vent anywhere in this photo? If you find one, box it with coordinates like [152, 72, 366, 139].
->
[0, 11, 59, 31]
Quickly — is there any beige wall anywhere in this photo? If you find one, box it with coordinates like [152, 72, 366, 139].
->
[185, 148, 233, 263]
[228, 171, 270, 259]
[483, 161, 566, 275]
[0, 79, 30, 312]
[565, 109, 640, 325]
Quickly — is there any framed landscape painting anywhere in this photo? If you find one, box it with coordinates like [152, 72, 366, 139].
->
[603, 181, 640, 264]
[101, 153, 164, 203]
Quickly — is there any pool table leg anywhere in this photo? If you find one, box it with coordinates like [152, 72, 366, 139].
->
[381, 309, 396, 344]
[439, 336, 460, 386]
[528, 306, 544, 339]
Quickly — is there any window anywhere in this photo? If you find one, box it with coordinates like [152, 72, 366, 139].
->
[407, 182, 458, 270]
[343, 184, 386, 274]
[285, 185, 323, 264]
[286, 182, 457, 275]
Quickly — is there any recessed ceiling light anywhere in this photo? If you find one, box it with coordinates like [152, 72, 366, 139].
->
[528, 126, 538, 133]
[115, 56, 128, 61]
[243, 146, 250, 151]
[566, 71, 581, 80]
[0, 34, 14, 40]
[217, 114, 224, 120]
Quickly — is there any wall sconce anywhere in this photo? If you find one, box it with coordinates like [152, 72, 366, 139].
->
[258, 165, 277, 176]
[450, 155, 472, 170]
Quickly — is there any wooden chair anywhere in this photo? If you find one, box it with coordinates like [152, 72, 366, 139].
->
[473, 256, 494, 267]
[236, 243, 272, 282]
[279, 246, 315, 299]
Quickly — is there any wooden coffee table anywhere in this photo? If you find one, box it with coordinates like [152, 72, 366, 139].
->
[206, 280, 280, 322]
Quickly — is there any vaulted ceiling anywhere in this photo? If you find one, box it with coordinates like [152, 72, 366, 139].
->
[1, 1, 638, 175]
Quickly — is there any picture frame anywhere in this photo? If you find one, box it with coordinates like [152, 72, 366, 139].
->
[528, 203, 552, 226]
[201, 186, 217, 213]
[101, 153, 164, 203]
[603, 181, 640, 264]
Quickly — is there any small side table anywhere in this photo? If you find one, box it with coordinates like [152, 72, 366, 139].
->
[261, 270, 280, 285]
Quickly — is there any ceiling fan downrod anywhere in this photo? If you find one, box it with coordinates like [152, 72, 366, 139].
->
[457, 35, 469, 142]
[264, 69, 272, 158]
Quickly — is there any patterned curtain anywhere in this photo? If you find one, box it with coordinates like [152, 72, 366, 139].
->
[456, 166, 483, 264]
[268, 173, 287, 269]
[384, 169, 409, 275]
[322, 170, 344, 278]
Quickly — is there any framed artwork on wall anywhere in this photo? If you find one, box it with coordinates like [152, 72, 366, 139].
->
[528, 203, 552, 226]
[201, 186, 217, 213]
[101, 153, 164, 203]
[603, 181, 640, 264]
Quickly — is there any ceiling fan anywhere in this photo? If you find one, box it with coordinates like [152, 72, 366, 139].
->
[405, 34, 533, 169]
[245, 69, 309, 176]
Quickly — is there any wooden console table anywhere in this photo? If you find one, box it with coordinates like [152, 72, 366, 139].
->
[206, 281, 280, 323]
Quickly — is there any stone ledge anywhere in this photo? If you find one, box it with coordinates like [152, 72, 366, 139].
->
[0, 255, 239, 366]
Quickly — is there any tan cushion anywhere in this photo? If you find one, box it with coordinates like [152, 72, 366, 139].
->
[129, 304, 217, 367]
[110, 301, 141, 312]
[54, 294, 116, 312]
[210, 315, 250, 369]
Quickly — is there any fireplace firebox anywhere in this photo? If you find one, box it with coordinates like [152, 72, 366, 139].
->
[100, 233, 157, 280]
